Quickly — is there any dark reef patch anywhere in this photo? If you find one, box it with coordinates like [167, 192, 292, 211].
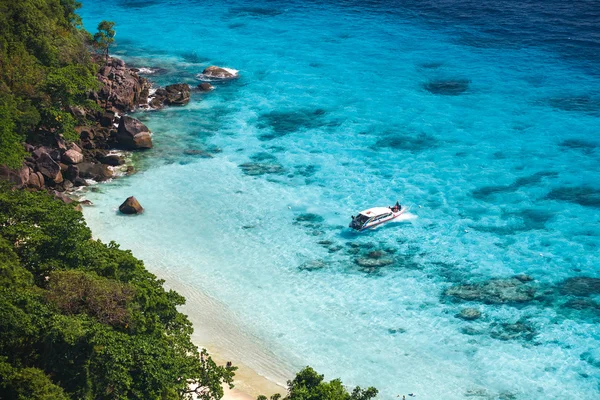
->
[419, 62, 443, 69]
[118, 0, 161, 9]
[545, 187, 600, 209]
[444, 278, 537, 305]
[559, 139, 597, 153]
[546, 95, 600, 115]
[558, 277, 600, 297]
[179, 52, 210, 64]
[423, 79, 470, 95]
[375, 133, 439, 152]
[295, 213, 324, 224]
[257, 109, 329, 140]
[228, 7, 283, 18]
[472, 171, 557, 201]
[294, 164, 319, 178]
[250, 152, 277, 162]
[490, 320, 537, 342]
[239, 161, 284, 176]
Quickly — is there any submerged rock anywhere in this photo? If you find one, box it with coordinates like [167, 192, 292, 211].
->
[558, 277, 600, 297]
[423, 79, 470, 95]
[183, 149, 213, 158]
[201, 66, 239, 79]
[444, 278, 536, 304]
[298, 260, 328, 271]
[164, 83, 191, 105]
[197, 82, 215, 91]
[354, 257, 394, 268]
[490, 320, 536, 341]
[119, 196, 144, 214]
[456, 308, 482, 321]
[545, 186, 600, 209]
[295, 213, 324, 223]
[238, 161, 284, 176]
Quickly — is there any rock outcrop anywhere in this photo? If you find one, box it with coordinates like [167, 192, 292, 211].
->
[164, 84, 191, 105]
[197, 82, 215, 92]
[96, 57, 151, 112]
[77, 162, 113, 181]
[62, 149, 84, 164]
[201, 66, 239, 79]
[119, 196, 144, 214]
[115, 116, 153, 150]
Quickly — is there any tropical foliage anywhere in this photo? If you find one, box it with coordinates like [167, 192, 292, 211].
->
[0, 183, 236, 399]
[0, 0, 98, 168]
[258, 367, 378, 400]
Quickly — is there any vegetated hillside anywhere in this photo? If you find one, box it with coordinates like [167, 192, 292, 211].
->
[0, 0, 98, 169]
[0, 183, 235, 399]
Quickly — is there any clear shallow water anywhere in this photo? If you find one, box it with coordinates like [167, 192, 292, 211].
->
[80, 0, 600, 398]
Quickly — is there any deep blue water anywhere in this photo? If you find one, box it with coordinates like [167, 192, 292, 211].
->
[79, 1, 600, 398]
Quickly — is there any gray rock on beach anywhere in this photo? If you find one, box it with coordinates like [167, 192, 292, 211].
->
[119, 196, 144, 214]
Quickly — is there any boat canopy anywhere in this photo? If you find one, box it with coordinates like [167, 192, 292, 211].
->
[358, 207, 393, 217]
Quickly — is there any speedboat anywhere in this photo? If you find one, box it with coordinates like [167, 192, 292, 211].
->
[349, 203, 407, 231]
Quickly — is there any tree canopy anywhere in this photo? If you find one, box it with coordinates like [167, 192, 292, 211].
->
[258, 367, 378, 400]
[0, 0, 99, 168]
[0, 183, 236, 399]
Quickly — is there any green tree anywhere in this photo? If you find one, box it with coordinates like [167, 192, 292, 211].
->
[93, 20, 115, 61]
[259, 367, 378, 400]
[0, 183, 237, 399]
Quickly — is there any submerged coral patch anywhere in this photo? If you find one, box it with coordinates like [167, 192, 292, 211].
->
[375, 133, 439, 152]
[558, 277, 600, 297]
[490, 320, 537, 342]
[295, 213, 324, 223]
[545, 187, 600, 208]
[559, 139, 597, 153]
[257, 109, 328, 140]
[444, 278, 536, 304]
[423, 79, 470, 95]
[239, 161, 285, 176]
[227, 7, 283, 17]
[546, 95, 600, 115]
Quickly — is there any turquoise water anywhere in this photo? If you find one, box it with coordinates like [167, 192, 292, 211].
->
[80, 1, 600, 398]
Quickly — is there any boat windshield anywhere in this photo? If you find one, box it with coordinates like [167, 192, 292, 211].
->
[354, 214, 370, 225]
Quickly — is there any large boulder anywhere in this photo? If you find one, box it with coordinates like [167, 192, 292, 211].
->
[201, 66, 239, 79]
[119, 196, 144, 214]
[197, 82, 214, 92]
[36, 152, 62, 182]
[28, 171, 45, 189]
[164, 84, 191, 105]
[77, 162, 113, 181]
[62, 149, 84, 164]
[115, 116, 153, 150]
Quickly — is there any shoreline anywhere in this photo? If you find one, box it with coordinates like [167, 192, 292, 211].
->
[151, 269, 292, 399]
